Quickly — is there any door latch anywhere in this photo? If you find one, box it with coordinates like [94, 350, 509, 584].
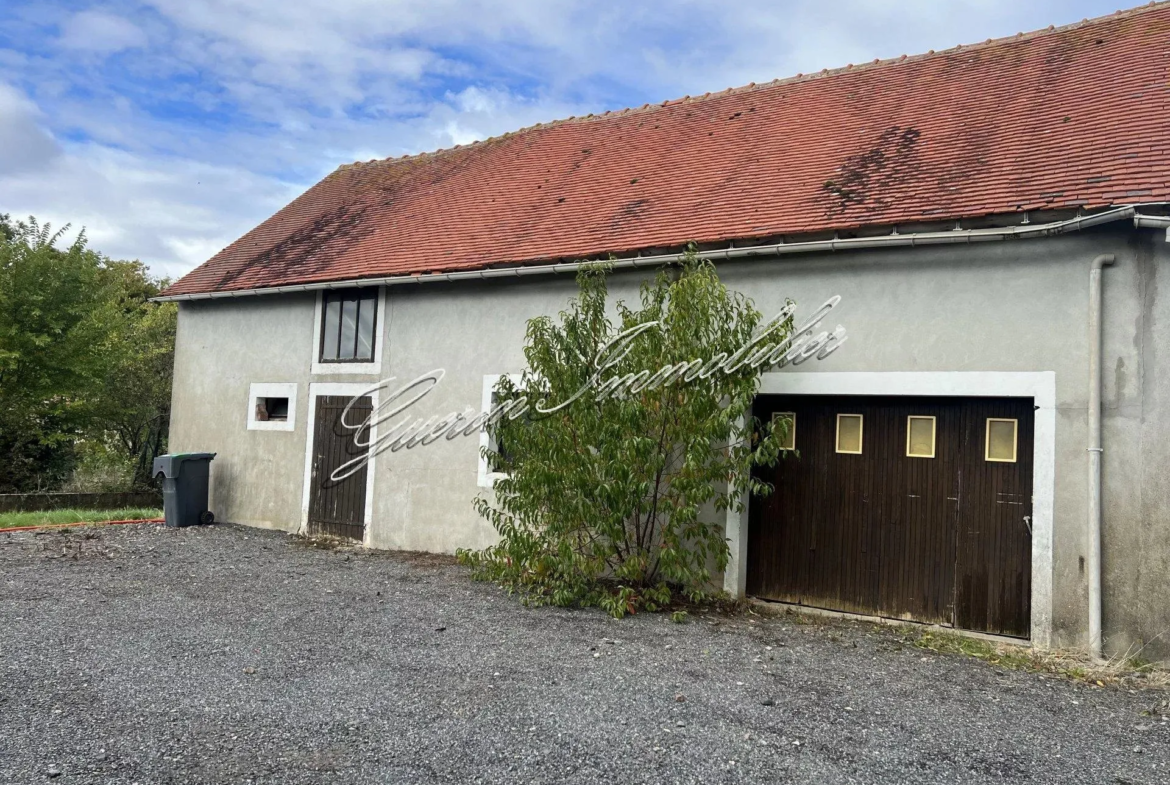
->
[1023, 515, 1032, 536]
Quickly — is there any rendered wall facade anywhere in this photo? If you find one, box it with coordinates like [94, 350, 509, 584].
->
[169, 225, 1170, 658]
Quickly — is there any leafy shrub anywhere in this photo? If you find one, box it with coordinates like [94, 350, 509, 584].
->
[459, 252, 798, 616]
[60, 441, 136, 493]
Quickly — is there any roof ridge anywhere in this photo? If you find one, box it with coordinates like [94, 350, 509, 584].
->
[334, 1, 1170, 174]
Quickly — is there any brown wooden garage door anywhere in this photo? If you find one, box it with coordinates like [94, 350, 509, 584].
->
[747, 395, 1034, 638]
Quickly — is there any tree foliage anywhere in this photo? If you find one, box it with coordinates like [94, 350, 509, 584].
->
[459, 253, 793, 616]
[0, 215, 176, 492]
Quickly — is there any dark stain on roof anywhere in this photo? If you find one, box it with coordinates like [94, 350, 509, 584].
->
[213, 204, 375, 290]
[822, 126, 922, 215]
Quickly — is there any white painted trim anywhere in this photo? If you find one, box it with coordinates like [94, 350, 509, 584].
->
[725, 415, 751, 599]
[309, 287, 387, 376]
[247, 382, 298, 432]
[477, 373, 522, 488]
[727, 370, 1056, 648]
[300, 382, 381, 547]
[757, 371, 1057, 407]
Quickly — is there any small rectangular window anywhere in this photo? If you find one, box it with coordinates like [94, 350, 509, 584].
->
[772, 412, 796, 450]
[256, 397, 289, 422]
[320, 289, 377, 363]
[986, 418, 1018, 462]
[906, 415, 936, 458]
[836, 413, 863, 454]
[247, 383, 297, 432]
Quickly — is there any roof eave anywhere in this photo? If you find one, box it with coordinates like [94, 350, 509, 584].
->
[153, 205, 1168, 302]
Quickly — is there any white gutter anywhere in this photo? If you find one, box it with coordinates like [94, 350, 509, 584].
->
[1087, 253, 1115, 661]
[154, 206, 1162, 302]
[1133, 214, 1170, 229]
[1134, 214, 1170, 242]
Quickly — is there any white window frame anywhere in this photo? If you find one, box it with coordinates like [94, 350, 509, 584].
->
[478, 373, 523, 488]
[906, 415, 937, 458]
[247, 382, 298, 432]
[310, 287, 387, 376]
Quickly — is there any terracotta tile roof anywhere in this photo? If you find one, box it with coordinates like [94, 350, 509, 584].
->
[164, 3, 1170, 297]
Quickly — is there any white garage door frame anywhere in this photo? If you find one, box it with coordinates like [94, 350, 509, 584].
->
[724, 371, 1056, 648]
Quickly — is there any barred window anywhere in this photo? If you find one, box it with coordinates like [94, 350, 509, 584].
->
[320, 289, 377, 362]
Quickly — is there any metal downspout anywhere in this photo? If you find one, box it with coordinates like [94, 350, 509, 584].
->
[1087, 253, 1114, 661]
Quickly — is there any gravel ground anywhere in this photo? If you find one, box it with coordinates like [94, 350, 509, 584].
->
[1, 523, 1168, 784]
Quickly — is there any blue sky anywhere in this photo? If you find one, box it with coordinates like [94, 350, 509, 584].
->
[0, 0, 1129, 279]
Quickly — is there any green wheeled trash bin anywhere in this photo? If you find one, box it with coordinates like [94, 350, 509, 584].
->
[152, 453, 217, 528]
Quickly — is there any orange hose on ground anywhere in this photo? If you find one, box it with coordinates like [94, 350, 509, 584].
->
[0, 518, 164, 534]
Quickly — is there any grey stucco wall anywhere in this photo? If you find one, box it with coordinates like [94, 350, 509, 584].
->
[170, 292, 316, 533]
[169, 224, 1170, 659]
[1113, 230, 1170, 662]
[710, 228, 1169, 659]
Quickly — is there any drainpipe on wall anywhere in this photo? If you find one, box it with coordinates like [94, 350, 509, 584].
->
[1087, 253, 1114, 661]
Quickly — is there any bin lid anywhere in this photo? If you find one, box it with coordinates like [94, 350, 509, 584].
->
[152, 452, 217, 478]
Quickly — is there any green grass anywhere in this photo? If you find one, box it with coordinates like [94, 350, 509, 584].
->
[912, 629, 1169, 685]
[914, 630, 1039, 670]
[0, 508, 163, 530]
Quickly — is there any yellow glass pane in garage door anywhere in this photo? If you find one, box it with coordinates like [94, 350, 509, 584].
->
[836, 414, 863, 454]
[907, 415, 936, 458]
[986, 418, 1018, 462]
[772, 412, 796, 450]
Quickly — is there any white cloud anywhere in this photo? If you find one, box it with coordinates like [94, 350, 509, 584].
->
[0, 82, 61, 176]
[58, 10, 148, 54]
[0, 125, 300, 279]
[0, 79, 573, 278]
[128, 0, 1100, 129]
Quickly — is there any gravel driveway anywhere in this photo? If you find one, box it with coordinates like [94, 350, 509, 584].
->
[1, 523, 1167, 784]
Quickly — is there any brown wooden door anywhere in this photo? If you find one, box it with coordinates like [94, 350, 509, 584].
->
[748, 395, 1033, 637]
[874, 398, 960, 624]
[307, 395, 372, 541]
[954, 398, 1034, 637]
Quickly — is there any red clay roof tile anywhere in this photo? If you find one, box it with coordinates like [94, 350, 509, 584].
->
[164, 3, 1170, 296]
